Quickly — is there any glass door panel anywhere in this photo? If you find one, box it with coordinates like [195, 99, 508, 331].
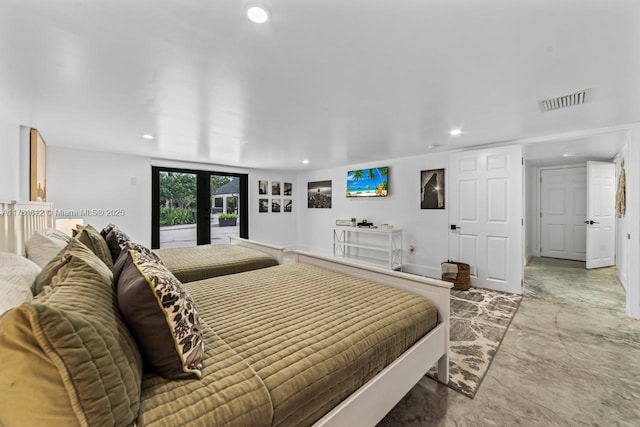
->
[158, 171, 197, 248]
[210, 175, 240, 244]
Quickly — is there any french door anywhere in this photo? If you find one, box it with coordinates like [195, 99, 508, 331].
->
[151, 167, 248, 249]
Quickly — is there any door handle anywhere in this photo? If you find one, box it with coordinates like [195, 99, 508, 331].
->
[450, 224, 462, 230]
[584, 220, 600, 225]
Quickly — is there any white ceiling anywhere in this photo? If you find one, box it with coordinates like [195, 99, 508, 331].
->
[1, 0, 639, 170]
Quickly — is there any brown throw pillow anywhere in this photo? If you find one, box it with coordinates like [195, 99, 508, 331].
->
[105, 227, 131, 264]
[114, 245, 204, 379]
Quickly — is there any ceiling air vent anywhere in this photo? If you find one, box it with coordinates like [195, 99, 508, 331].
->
[538, 89, 591, 112]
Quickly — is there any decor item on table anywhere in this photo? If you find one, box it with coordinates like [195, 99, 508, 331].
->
[427, 287, 522, 399]
[218, 212, 237, 226]
[283, 182, 292, 196]
[30, 128, 47, 202]
[308, 180, 332, 208]
[357, 219, 374, 228]
[346, 167, 389, 197]
[283, 199, 292, 212]
[258, 198, 268, 212]
[380, 223, 394, 230]
[351, 217, 357, 227]
[421, 168, 445, 209]
[441, 261, 471, 290]
[271, 198, 281, 213]
[335, 219, 352, 226]
[258, 180, 268, 195]
[271, 181, 281, 195]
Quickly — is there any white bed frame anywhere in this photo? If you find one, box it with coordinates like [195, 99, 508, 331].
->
[228, 235, 286, 265]
[0, 201, 54, 256]
[2, 208, 448, 425]
[292, 251, 451, 427]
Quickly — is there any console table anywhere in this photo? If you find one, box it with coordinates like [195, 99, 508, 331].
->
[332, 227, 402, 270]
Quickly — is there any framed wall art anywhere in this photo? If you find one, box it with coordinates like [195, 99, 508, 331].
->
[421, 169, 445, 209]
[308, 180, 332, 208]
[30, 128, 46, 202]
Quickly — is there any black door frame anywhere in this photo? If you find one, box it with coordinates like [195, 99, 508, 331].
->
[151, 166, 248, 249]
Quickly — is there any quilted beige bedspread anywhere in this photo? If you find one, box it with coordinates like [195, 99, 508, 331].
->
[154, 244, 278, 283]
[138, 263, 438, 427]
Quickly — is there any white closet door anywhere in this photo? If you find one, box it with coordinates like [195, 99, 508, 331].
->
[449, 145, 523, 294]
[540, 167, 587, 261]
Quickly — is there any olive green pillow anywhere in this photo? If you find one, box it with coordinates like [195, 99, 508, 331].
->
[32, 238, 111, 296]
[0, 250, 143, 426]
[74, 224, 114, 270]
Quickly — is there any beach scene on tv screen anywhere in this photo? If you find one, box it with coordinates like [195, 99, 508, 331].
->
[346, 167, 389, 197]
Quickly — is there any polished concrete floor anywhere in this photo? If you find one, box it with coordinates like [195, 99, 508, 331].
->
[379, 257, 640, 426]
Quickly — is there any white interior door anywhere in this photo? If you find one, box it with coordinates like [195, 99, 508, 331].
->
[540, 167, 587, 261]
[449, 145, 523, 294]
[586, 161, 616, 269]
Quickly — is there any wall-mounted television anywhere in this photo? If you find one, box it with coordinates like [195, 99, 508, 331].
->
[346, 167, 389, 197]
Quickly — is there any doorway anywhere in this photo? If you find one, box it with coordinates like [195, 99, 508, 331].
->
[151, 167, 248, 249]
[536, 163, 615, 268]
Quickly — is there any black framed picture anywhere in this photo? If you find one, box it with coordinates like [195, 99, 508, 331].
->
[421, 169, 445, 209]
[308, 180, 332, 208]
[283, 182, 292, 196]
[272, 181, 281, 195]
[272, 198, 281, 212]
[259, 198, 269, 212]
[259, 180, 268, 195]
[284, 199, 292, 212]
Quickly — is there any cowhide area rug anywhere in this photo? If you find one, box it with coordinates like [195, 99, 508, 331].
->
[427, 287, 522, 399]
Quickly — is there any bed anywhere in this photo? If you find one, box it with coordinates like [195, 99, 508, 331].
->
[153, 236, 285, 283]
[0, 201, 451, 426]
[137, 256, 451, 426]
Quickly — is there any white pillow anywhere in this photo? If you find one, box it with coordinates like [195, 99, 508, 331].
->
[0, 253, 40, 316]
[0, 278, 33, 317]
[25, 230, 69, 268]
[0, 252, 42, 287]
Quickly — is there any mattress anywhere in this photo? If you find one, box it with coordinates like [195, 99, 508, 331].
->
[138, 263, 438, 427]
[154, 243, 278, 283]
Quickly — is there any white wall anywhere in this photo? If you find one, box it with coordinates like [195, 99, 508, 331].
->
[297, 152, 450, 278]
[47, 149, 298, 249]
[249, 170, 298, 249]
[0, 124, 21, 202]
[48, 147, 152, 246]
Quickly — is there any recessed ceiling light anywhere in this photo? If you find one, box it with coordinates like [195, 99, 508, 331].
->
[563, 152, 576, 158]
[448, 128, 463, 136]
[302, 159, 309, 164]
[142, 134, 154, 140]
[247, 6, 270, 23]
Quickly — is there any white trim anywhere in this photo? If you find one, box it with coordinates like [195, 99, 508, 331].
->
[294, 250, 451, 426]
[228, 236, 286, 264]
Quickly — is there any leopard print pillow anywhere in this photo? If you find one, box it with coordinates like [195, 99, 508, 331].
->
[115, 247, 204, 379]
